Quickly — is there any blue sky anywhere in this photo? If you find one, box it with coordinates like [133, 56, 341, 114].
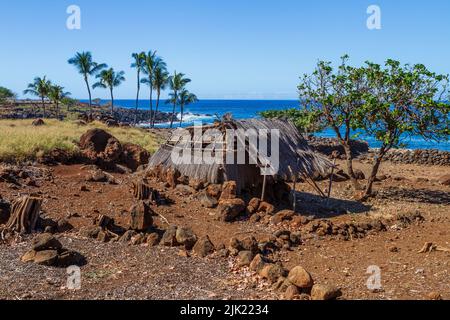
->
[1, 0, 450, 100]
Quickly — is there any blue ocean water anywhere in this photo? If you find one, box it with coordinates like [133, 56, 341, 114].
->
[93, 99, 450, 151]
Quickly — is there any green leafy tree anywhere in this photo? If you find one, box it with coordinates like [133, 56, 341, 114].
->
[23, 76, 52, 118]
[260, 108, 324, 133]
[48, 85, 71, 119]
[141, 51, 166, 124]
[68, 52, 107, 114]
[0, 86, 16, 103]
[167, 71, 191, 128]
[297, 56, 367, 189]
[359, 60, 449, 196]
[93, 68, 126, 115]
[176, 89, 198, 126]
[131, 52, 146, 125]
[151, 64, 170, 128]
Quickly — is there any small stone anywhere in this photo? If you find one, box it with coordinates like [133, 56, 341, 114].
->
[427, 292, 442, 300]
[206, 184, 222, 199]
[311, 284, 342, 300]
[219, 181, 237, 201]
[237, 250, 255, 267]
[287, 266, 314, 288]
[146, 233, 160, 246]
[131, 233, 146, 245]
[198, 192, 218, 208]
[193, 235, 215, 258]
[240, 236, 259, 254]
[176, 227, 198, 250]
[258, 202, 275, 215]
[79, 226, 102, 239]
[218, 198, 246, 222]
[161, 225, 179, 247]
[284, 285, 300, 300]
[218, 248, 230, 258]
[119, 230, 138, 243]
[34, 250, 58, 266]
[21, 250, 37, 263]
[271, 210, 295, 225]
[175, 184, 196, 195]
[56, 218, 73, 233]
[249, 254, 266, 272]
[96, 230, 110, 243]
[229, 237, 243, 251]
[438, 174, 450, 186]
[259, 264, 287, 284]
[32, 234, 62, 251]
[246, 198, 261, 215]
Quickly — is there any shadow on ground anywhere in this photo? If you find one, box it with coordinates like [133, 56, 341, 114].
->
[294, 192, 372, 218]
[377, 187, 450, 205]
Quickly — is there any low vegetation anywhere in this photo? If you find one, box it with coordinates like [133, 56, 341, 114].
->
[262, 56, 450, 197]
[0, 119, 160, 163]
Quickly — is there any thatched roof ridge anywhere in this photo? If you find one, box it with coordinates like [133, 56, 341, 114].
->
[148, 118, 332, 185]
[234, 118, 332, 179]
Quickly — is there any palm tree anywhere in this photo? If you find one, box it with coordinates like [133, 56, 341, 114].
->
[177, 89, 198, 127]
[168, 71, 191, 128]
[68, 52, 107, 115]
[151, 65, 169, 127]
[23, 76, 51, 118]
[131, 52, 146, 125]
[141, 51, 166, 124]
[48, 85, 71, 119]
[93, 68, 125, 115]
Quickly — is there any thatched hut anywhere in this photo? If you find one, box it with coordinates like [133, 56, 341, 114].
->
[147, 118, 332, 194]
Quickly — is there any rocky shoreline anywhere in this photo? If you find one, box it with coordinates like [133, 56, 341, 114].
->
[0, 103, 175, 125]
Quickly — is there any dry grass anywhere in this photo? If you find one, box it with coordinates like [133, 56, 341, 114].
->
[0, 119, 161, 162]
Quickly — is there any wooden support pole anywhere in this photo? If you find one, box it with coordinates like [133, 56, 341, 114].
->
[327, 158, 337, 199]
[261, 173, 267, 202]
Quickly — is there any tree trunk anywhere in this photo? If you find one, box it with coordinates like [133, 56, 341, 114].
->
[110, 88, 114, 116]
[152, 90, 161, 128]
[41, 97, 46, 118]
[149, 76, 154, 124]
[56, 101, 59, 119]
[365, 147, 386, 196]
[134, 72, 140, 126]
[84, 75, 92, 116]
[343, 143, 361, 190]
[179, 103, 184, 127]
[6, 196, 42, 234]
[170, 101, 176, 129]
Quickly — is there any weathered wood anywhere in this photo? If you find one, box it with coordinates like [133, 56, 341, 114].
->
[132, 179, 159, 202]
[129, 201, 153, 231]
[5, 196, 42, 234]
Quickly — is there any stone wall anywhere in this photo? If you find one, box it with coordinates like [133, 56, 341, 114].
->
[306, 136, 369, 159]
[359, 149, 450, 166]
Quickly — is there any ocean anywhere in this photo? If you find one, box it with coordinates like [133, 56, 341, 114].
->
[93, 99, 450, 151]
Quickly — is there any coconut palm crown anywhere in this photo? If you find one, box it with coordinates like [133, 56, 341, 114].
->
[93, 68, 125, 115]
[167, 71, 191, 128]
[23, 76, 52, 118]
[68, 51, 107, 114]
